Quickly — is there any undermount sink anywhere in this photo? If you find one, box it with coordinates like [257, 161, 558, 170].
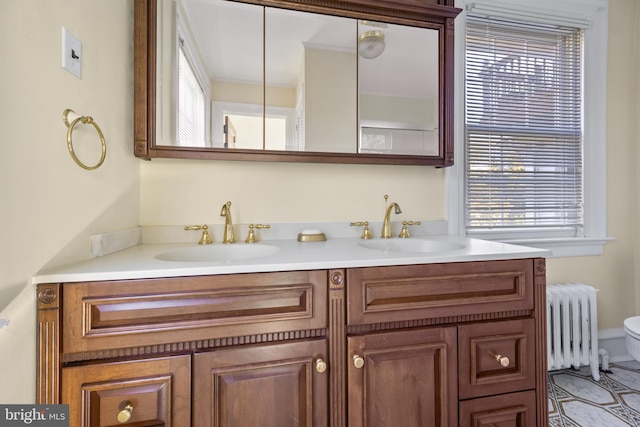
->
[155, 244, 280, 262]
[358, 238, 465, 254]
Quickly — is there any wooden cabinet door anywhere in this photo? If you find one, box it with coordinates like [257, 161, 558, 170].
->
[193, 339, 328, 427]
[347, 327, 458, 427]
[61, 355, 191, 427]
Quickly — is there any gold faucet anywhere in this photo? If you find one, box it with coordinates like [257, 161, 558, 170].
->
[220, 201, 235, 244]
[381, 194, 402, 238]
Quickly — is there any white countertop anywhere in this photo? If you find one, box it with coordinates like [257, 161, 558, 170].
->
[33, 235, 549, 284]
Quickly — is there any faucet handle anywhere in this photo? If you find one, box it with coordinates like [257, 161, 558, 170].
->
[184, 224, 213, 245]
[398, 221, 422, 238]
[350, 221, 373, 240]
[245, 224, 271, 243]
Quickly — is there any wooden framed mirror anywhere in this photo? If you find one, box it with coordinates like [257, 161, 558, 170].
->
[134, 0, 461, 166]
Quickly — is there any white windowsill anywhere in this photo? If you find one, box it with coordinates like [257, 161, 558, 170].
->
[489, 236, 614, 258]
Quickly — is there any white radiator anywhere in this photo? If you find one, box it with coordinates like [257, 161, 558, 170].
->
[547, 283, 600, 381]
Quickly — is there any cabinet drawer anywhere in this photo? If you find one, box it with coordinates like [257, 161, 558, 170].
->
[458, 319, 536, 399]
[347, 260, 533, 326]
[63, 271, 327, 353]
[459, 390, 537, 427]
[61, 355, 190, 427]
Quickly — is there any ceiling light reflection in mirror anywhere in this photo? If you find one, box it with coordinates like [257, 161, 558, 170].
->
[358, 21, 440, 156]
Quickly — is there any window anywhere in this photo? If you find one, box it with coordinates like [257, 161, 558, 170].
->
[176, 12, 210, 147]
[177, 42, 205, 146]
[449, 0, 609, 257]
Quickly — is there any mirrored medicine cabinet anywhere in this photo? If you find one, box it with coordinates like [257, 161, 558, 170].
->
[134, 0, 461, 166]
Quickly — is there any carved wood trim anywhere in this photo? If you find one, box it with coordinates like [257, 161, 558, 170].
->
[328, 270, 346, 427]
[442, 16, 456, 166]
[346, 309, 533, 334]
[533, 258, 548, 427]
[134, 0, 153, 158]
[37, 284, 61, 404]
[242, 0, 461, 24]
[63, 328, 328, 363]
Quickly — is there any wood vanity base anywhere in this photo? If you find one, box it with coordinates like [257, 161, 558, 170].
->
[37, 258, 547, 427]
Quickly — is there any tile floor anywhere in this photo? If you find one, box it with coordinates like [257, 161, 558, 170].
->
[549, 361, 640, 426]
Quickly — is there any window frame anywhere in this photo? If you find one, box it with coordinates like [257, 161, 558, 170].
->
[448, 0, 610, 257]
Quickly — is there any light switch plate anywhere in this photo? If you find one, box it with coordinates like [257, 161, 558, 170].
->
[62, 27, 82, 78]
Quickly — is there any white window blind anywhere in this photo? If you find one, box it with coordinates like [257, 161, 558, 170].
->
[464, 13, 584, 235]
[177, 39, 206, 147]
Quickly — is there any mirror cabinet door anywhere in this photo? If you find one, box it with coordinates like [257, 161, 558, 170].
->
[265, 8, 357, 153]
[208, 1, 264, 150]
[358, 22, 440, 157]
[157, 0, 264, 149]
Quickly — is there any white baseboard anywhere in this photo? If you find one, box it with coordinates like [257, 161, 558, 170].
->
[598, 328, 632, 363]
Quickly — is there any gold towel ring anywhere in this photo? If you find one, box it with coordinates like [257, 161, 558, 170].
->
[62, 109, 106, 170]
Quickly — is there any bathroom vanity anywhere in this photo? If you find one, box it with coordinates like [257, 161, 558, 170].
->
[35, 236, 548, 426]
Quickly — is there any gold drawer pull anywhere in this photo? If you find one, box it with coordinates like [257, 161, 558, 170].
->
[316, 359, 328, 373]
[353, 355, 365, 369]
[117, 401, 134, 423]
[494, 354, 510, 367]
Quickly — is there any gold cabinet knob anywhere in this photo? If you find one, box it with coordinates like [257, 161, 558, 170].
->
[117, 401, 134, 423]
[316, 359, 328, 373]
[495, 354, 510, 367]
[353, 355, 365, 369]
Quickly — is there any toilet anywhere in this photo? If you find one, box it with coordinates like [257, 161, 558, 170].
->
[624, 316, 640, 361]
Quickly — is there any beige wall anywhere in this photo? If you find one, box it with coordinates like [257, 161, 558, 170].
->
[360, 94, 437, 128]
[0, 1, 138, 403]
[140, 159, 446, 225]
[1, 0, 637, 405]
[303, 48, 357, 153]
